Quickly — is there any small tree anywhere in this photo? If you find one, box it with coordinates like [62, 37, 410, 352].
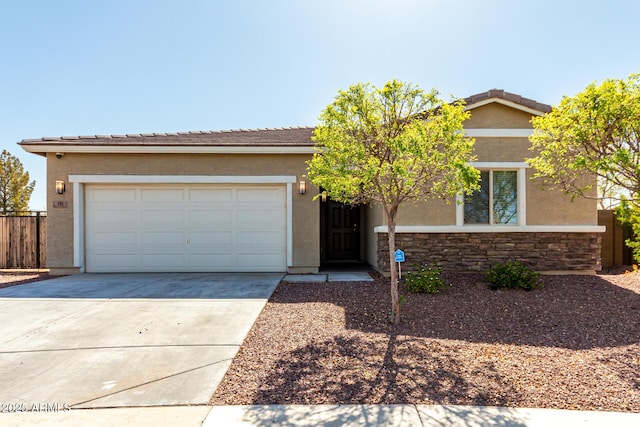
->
[307, 80, 479, 324]
[0, 149, 36, 215]
[527, 73, 640, 262]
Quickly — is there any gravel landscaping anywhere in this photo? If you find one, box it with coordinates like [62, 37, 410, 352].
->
[0, 271, 50, 289]
[211, 270, 640, 412]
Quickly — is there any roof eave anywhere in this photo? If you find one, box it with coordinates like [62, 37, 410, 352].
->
[19, 143, 317, 155]
[462, 89, 552, 116]
[464, 97, 549, 116]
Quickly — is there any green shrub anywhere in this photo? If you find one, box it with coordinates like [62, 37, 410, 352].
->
[403, 264, 449, 294]
[485, 260, 543, 291]
[615, 201, 640, 264]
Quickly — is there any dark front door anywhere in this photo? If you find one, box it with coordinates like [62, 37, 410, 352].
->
[325, 200, 360, 261]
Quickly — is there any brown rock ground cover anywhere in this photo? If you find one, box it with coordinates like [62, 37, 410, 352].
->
[211, 271, 640, 412]
[0, 272, 50, 289]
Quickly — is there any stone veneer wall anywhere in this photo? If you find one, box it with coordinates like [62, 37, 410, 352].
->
[377, 232, 602, 272]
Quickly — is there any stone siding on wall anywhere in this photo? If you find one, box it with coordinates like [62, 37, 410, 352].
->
[377, 232, 602, 272]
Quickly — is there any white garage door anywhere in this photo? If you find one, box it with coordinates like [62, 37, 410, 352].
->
[85, 184, 287, 272]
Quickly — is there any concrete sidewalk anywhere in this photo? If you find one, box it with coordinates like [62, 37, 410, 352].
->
[283, 270, 374, 282]
[2, 404, 639, 426]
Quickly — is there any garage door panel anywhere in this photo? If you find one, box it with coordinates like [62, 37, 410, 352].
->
[92, 232, 138, 246]
[141, 188, 184, 202]
[237, 209, 282, 226]
[189, 209, 232, 226]
[142, 254, 186, 268]
[237, 231, 283, 245]
[189, 188, 233, 202]
[236, 188, 281, 202]
[189, 254, 234, 268]
[92, 209, 138, 225]
[237, 253, 284, 269]
[86, 184, 287, 272]
[91, 254, 140, 269]
[141, 232, 185, 246]
[91, 188, 137, 202]
[141, 209, 185, 225]
[141, 247, 187, 257]
[188, 232, 232, 245]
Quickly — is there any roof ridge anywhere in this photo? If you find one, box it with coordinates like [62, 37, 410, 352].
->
[463, 89, 552, 112]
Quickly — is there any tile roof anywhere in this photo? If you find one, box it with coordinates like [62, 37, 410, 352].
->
[18, 90, 551, 149]
[20, 126, 316, 147]
[463, 89, 552, 113]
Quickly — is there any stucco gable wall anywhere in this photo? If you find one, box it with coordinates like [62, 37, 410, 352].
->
[464, 102, 535, 128]
[383, 101, 598, 227]
[473, 137, 530, 162]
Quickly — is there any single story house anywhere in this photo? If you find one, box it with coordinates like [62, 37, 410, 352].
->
[19, 90, 605, 276]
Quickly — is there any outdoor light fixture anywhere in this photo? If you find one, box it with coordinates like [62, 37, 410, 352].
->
[321, 191, 327, 202]
[55, 180, 66, 195]
[299, 178, 306, 195]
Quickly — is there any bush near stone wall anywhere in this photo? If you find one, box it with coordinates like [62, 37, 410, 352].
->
[377, 232, 601, 273]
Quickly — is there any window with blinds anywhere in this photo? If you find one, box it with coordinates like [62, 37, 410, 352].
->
[464, 170, 518, 225]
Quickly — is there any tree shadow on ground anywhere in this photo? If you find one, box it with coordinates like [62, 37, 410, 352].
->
[253, 332, 521, 407]
[234, 403, 528, 427]
[274, 273, 640, 350]
[213, 273, 640, 411]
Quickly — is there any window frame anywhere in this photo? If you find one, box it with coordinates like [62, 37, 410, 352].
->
[456, 162, 527, 227]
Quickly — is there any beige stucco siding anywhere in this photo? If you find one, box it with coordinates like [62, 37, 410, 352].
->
[473, 137, 530, 162]
[375, 102, 598, 227]
[46, 152, 75, 270]
[526, 171, 597, 224]
[46, 152, 319, 272]
[464, 103, 534, 128]
[365, 203, 383, 267]
[49, 152, 311, 176]
[388, 165, 597, 227]
[394, 199, 456, 226]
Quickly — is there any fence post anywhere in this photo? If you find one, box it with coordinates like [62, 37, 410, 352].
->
[36, 211, 41, 269]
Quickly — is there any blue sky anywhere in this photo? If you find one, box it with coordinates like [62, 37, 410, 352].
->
[1, 0, 639, 210]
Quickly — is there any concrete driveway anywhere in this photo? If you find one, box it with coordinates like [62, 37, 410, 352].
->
[0, 273, 282, 408]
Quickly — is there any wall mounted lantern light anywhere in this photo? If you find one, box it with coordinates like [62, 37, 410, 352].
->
[299, 176, 306, 195]
[321, 190, 327, 202]
[55, 180, 66, 194]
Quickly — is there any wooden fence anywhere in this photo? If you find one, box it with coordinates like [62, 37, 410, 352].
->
[0, 212, 46, 269]
[598, 210, 633, 269]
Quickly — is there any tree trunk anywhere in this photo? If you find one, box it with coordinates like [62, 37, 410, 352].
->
[386, 213, 400, 324]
